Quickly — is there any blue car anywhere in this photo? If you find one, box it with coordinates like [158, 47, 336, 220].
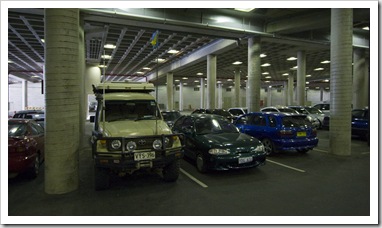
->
[351, 108, 369, 140]
[234, 112, 319, 155]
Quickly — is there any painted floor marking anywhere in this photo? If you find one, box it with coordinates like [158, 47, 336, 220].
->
[180, 168, 208, 188]
[267, 159, 306, 173]
[313, 148, 329, 153]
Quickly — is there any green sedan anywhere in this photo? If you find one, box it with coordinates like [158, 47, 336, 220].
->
[172, 114, 266, 173]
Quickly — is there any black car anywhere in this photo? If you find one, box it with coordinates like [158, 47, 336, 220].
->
[172, 114, 266, 173]
[161, 110, 182, 128]
[192, 108, 235, 122]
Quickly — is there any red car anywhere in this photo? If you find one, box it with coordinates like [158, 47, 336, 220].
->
[8, 119, 45, 178]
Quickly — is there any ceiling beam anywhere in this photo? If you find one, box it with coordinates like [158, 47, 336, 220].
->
[146, 39, 238, 81]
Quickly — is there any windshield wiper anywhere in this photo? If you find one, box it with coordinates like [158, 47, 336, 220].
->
[134, 115, 158, 121]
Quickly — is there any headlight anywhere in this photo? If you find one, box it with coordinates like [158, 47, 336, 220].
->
[110, 140, 121, 149]
[209, 148, 230, 155]
[126, 141, 137, 152]
[254, 144, 264, 152]
[153, 139, 162, 150]
[164, 137, 170, 146]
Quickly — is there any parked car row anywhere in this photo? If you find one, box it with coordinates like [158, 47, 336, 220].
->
[320, 107, 369, 141]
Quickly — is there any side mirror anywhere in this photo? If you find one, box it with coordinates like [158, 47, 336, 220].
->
[90, 116, 95, 123]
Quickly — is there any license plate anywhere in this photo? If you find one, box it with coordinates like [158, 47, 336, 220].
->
[239, 157, 253, 164]
[134, 152, 156, 161]
[297, 131, 306, 137]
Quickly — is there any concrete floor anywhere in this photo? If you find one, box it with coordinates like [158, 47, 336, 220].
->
[6, 121, 375, 224]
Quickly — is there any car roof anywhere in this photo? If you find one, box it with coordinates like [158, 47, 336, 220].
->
[14, 110, 44, 114]
[246, 111, 305, 117]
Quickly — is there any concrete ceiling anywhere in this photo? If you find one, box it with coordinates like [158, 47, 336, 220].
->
[8, 8, 370, 90]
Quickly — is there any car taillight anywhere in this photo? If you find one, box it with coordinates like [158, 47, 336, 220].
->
[279, 129, 294, 137]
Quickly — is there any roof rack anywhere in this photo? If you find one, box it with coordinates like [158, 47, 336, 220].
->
[92, 81, 155, 94]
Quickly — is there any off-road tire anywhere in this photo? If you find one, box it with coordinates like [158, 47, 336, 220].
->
[162, 160, 180, 182]
[94, 166, 110, 190]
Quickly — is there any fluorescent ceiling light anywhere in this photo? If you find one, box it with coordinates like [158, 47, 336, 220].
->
[282, 73, 289, 76]
[232, 61, 243, 65]
[182, 77, 188, 80]
[262, 72, 269, 75]
[227, 79, 233, 81]
[167, 49, 179, 54]
[260, 53, 267, 58]
[98, 65, 107, 68]
[261, 63, 271, 67]
[287, 57, 297, 61]
[152, 58, 166, 63]
[362, 26, 369, 30]
[306, 82, 310, 84]
[41, 39, 45, 43]
[265, 76, 271, 79]
[321, 60, 330, 64]
[306, 74, 311, 77]
[104, 44, 116, 49]
[136, 71, 144, 74]
[234, 8, 255, 12]
[142, 67, 151, 70]
[314, 68, 324, 71]
[197, 73, 203, 76]
[101, 55, 111, 59]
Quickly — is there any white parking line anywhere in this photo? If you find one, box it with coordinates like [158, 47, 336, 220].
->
[267, 159, 306, 173]
[313, 148, 329, 153]
[180, 168, 208, 188]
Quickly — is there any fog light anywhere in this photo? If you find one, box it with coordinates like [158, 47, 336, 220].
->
[153, 139, 162, 150]
[111, 140, 121, 149]
[126, 141, 137, 152]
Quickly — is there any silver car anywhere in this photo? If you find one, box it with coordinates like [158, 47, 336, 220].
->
[288, 106, 325, 129]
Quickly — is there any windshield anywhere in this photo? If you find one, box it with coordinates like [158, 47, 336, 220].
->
[279, 108, 299, 114]
[211, 109, 231, 117]
[102, 100, 161, 122]
[282, 116, 311, 128]
[162, 112, 181, 121]
[194, 116, 239, 135]
[305, 107, 323, 114]
[9, 122, 27, 137]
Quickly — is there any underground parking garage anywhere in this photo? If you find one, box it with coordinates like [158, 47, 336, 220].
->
[3, 3, 378, 225]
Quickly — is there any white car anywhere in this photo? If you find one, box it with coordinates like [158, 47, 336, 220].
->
[288, 106, 325, 129]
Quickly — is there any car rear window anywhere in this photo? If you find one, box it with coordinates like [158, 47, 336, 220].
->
[282, 116, 311, 127]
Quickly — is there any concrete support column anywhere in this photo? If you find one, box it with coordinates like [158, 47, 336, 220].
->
[166, 72, 174, 110]
[217, 83, 223, 108]
[234, 68, 241, 107]
[200, 78, 205, 108]
[44, 8, 80, 194]
[352, 48, 369, 109]
[78, 17, 85, 148]
[179, 82, 183, 111]
[296, 50, 306, 106]
[21, 80, 28, 110]
[267, 86, 272, 106]
[287, 75, 294, 105]
[283, 81, 288, 105]
[207, 54, 216, 109]
[329, 8, 353, 156]
[247, 37, 261, 112]
[320, 87, 324, 102]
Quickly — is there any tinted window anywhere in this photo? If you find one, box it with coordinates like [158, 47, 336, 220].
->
[250, 115, 266, 126]
[229, 109, 244, 115]
[8, 122, 27, 136]
[305, 107, 322, 114]
[236, 116, 248, 125]
[31, 122, 44, 134]
[262, 108, 276, 112]
[278, 108, 299, 114]
[162, 112, 181, 121]
[173, 116, 186, 130]
[282, 116, 310, 127]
